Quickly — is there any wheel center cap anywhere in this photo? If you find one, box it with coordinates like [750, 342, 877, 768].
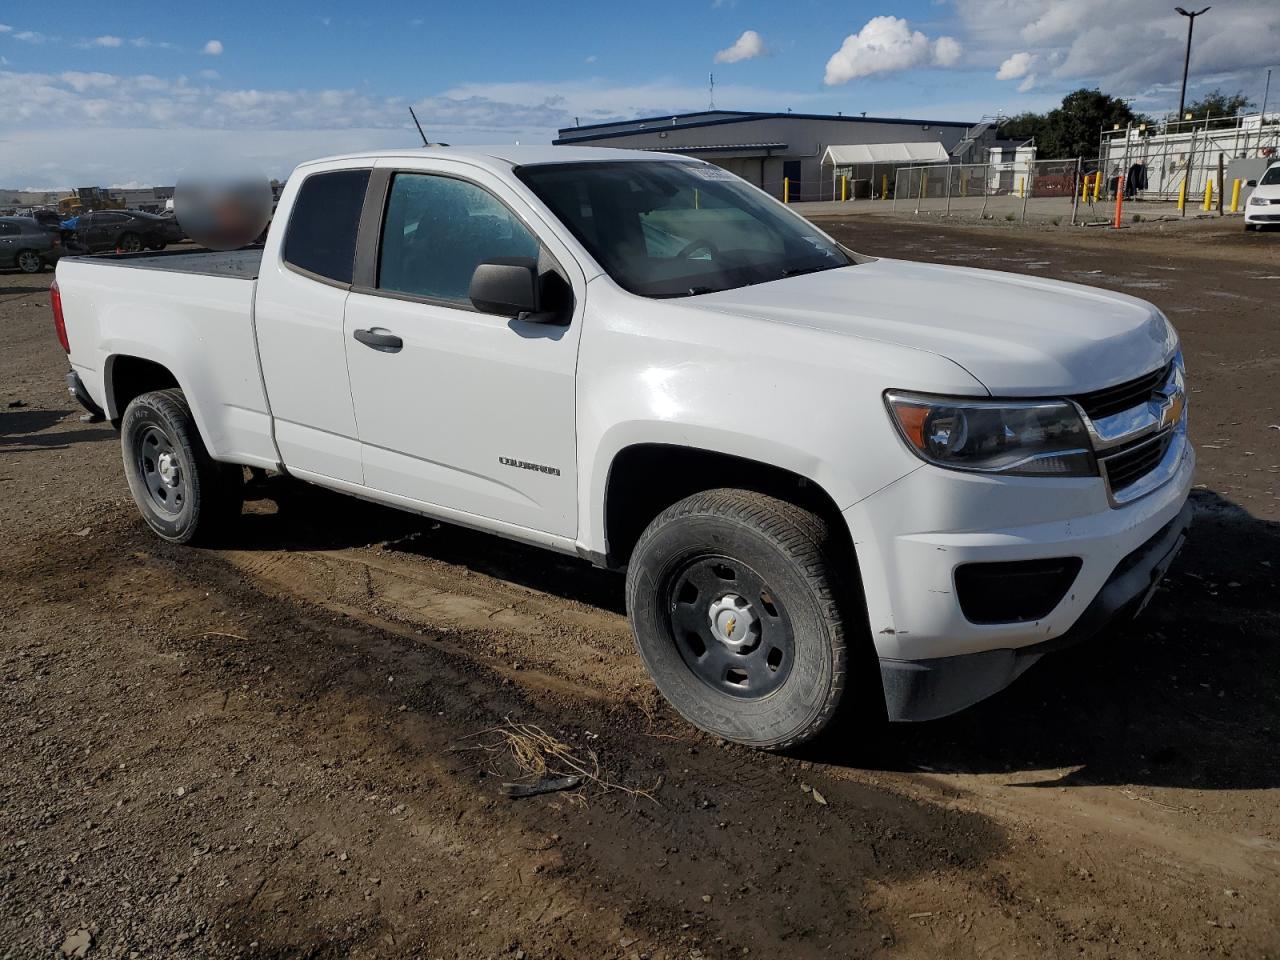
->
[707, 594, 760, 652]
[157, 452, 180, 486]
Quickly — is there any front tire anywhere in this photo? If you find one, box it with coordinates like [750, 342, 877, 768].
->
[626, 489, 851, 750]
[120, 389, 243, 544]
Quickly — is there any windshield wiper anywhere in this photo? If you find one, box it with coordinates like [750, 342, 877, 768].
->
[780, 264, 835, 279]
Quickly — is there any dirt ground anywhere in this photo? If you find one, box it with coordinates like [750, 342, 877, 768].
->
[1, 217, 1277, 960]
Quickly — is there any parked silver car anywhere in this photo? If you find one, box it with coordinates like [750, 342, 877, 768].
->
[0, 216, 62, 273]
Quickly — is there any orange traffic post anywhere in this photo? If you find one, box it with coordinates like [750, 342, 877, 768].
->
[1112, 175, 1125, 228]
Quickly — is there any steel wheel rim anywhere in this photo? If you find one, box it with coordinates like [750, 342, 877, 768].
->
[663, 555, 795, 700]
[136, 424, 186, 515]
[17, 251, 40, 272]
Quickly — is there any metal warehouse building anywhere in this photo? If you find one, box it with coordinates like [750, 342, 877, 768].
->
[553, 110, 987, 201]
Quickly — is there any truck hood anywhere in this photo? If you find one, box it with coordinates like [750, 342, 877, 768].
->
[691, 258, 1176, 395]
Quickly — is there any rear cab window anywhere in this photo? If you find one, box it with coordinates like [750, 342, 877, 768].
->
[283, 168, 371, 285]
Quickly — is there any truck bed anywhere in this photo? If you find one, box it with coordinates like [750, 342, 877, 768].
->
[66, 247, 262, 279]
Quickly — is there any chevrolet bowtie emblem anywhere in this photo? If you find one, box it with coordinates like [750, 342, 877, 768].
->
[1155, 384, 1186, 431]
[724, 616, 737, 637]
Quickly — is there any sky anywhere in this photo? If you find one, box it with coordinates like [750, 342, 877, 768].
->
[1, 0, 1277, 188]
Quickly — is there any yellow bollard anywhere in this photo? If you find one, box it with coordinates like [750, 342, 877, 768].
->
[1177, 177, 1187, 213]
[1092, 173, 1101, 203]
[1202, 179, 1213, 211]
[783, 177, 790, 204]
[1018, 176, 1024, 199]
[840, 175, 848, 202]
[881, 173, 888, 200]
[1230, 178, 1242, 213]
[1080, 173, 1089, 204]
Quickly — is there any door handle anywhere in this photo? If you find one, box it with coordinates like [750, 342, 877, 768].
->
[353, 328, 403, 353]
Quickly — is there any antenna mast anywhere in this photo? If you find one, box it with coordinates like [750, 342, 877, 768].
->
[708, 73, 715, 110]
[408, 106, 429, 146]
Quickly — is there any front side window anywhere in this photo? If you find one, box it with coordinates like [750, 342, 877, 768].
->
[516, 161, 852, 298]
[283, 168, 370, 284]
[377, 173, 539, 304]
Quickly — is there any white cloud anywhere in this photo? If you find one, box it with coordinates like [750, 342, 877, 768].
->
[585, 54, 597, 64]
[824, 16, 961, 84]
[202, 39, 223, 56]
[15, 30, 47, 44]
[1017, 74, 1036, 93]
[714, 29, 765, 64]
[0, 65, 1004, 188]
[933, 35, 962, 67]
[198, 69, 220, 80]
[0, 24, 12, 34]
[87, 35, 124, 48]
[954, 0, 1279, 104]
[996, 51, 1035, 80]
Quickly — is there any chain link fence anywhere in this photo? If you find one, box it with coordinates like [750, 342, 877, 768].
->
[892, 158, 1088, 224]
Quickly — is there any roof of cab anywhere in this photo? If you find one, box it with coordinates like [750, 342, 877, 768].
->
[294, 144, 693, 171]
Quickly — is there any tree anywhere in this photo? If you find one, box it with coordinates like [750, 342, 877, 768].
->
[1000, 111, 1048, 147]
[998, 88, 1146, 159]
[1183, 89, 1254, 128]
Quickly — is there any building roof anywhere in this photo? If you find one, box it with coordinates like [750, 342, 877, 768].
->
[648, 142, 788, 154]
[555, 110, 975, 144]
[821, 142, 951, 165]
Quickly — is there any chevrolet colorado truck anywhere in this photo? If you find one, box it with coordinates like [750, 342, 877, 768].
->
[52, 147, 1193, 749]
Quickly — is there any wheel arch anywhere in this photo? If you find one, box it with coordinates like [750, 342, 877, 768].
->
[600, 441, 856, 572]
[104, 353, 183, 422]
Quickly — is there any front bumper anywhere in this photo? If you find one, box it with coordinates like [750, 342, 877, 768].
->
[877, 500, 1191, 721]
[844, 428, 1194, 721]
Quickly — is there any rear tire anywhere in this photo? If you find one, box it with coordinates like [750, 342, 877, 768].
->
[625, 489, 852, 750]
[15, 250, 42, 273]
[118, 232, 142, 253]
[120, 389, 243, 545]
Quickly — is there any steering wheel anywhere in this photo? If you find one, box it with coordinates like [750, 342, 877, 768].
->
[676, 238, 719, 259]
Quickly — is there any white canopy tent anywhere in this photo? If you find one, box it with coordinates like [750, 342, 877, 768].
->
[821, 142, 951, 166]
[821, 141, 951, 199]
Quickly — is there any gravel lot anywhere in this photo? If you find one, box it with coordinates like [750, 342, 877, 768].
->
[2, 218, 1277, 959]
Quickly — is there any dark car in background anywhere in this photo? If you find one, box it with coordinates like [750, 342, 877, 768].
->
[74, 210, 185, 254]
[0, 216, 63, 273]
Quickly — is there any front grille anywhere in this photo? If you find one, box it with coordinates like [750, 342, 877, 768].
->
[1073, 361, 1172, 420]
[1101, 431, 1174, 493]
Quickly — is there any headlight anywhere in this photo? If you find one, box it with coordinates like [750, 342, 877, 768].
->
[1249, 195, 1267, 206]
[885, 392, 1096, 477]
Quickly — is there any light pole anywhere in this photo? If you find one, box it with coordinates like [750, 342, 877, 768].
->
[1175, 6, 1210, 123]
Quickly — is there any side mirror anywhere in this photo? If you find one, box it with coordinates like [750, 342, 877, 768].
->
[469, 257, 540, 317]
[1247, 179, 1258, 187]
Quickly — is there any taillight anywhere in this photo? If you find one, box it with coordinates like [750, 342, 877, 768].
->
[51, 278, 69, 354]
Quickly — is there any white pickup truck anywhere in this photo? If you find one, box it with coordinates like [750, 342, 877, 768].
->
[52, 146, 1193, 749]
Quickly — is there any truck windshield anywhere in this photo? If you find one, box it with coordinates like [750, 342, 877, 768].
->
[516, 161, 853, 298]
[1260, 165, 1280, 186]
